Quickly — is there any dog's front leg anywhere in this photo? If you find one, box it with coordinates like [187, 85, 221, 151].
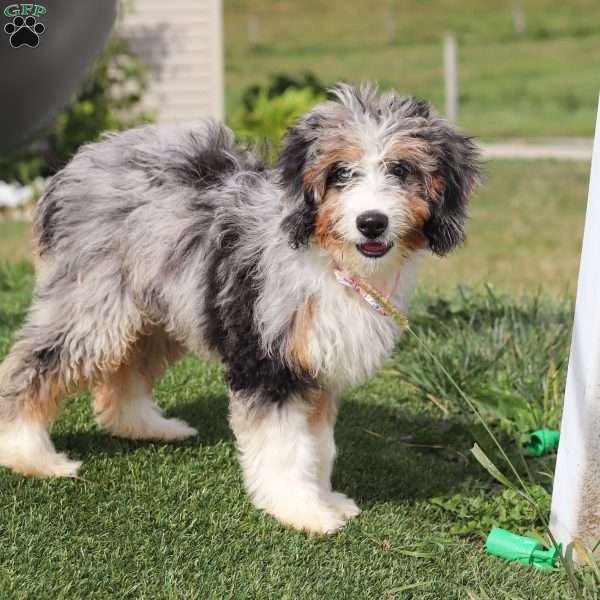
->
[229, 390, 359, 534]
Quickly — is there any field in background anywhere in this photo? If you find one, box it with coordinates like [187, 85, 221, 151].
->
[224, 0, 600, 139]
[1, 160, 589, 294]
[0, 220, 30, 263]
[422, 159, 588, 293]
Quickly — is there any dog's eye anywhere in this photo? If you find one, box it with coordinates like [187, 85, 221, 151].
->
[328, 165, 353, 186]
[389, 161, 413, 181]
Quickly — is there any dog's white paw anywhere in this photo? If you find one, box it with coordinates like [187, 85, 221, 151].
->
[28, 453, 82, 479]
[103, 414, 198, 441]
[2, 452, 82, 479]
[96, 394, 197, 442]
[0, 419, 81, 478]
[269, 499, 348, 534]
[141, 416, 198, 441]
[256, 491, 357, 534]
[328, 491, 361, 519]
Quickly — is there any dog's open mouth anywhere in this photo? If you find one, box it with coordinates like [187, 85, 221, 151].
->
[356, 241, 393, 258]
[356, 242, 394, 258]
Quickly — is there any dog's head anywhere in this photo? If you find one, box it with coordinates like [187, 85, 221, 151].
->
[278, 84, 481, 275]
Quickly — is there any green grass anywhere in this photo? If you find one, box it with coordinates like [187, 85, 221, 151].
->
[0, 220, 32, 263]
[224, 0, 600, 139]
[0, 261, 590, 599]
[422, 159, 589, 293]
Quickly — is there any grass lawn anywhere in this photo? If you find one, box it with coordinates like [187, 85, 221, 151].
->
[224, 0, 600, 139]
[422, 159, 589, 293]
[0, 261, 586, 599]
[0, 220, 31, 264]
[0, 159, 589, 293]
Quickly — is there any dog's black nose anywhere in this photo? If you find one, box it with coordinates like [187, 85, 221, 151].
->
[356, 211, 389, 239]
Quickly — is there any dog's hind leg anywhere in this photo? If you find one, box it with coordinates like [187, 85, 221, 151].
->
[92, 330, 197, 441]
[0, 266, 147, 477]
[0, 318, 82, 478]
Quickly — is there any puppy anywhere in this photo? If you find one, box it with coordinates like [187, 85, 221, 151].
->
[0, 84, 479, 533]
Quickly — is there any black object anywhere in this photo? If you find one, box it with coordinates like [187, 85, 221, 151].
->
[0, 0, 117, 154]
[356, 211, 389, 239]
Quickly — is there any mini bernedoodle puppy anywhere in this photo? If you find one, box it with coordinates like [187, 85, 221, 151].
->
[0, 84, 480, 533]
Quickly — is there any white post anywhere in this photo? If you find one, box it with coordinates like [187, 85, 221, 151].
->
[550, 94, 600, 557]
[209, 0, 225, 121]
[247, 14, 259, 49]
[385, 6, 397, 45]
[443, 33, 458, 123]
[512, 0, 526, 35]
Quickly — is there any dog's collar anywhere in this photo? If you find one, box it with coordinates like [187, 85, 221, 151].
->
[333, 266, 409, 327]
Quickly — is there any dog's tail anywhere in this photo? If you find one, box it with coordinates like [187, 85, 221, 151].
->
[163, 119, 266, 191]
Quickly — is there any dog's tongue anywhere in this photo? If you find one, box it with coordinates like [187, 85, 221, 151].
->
[362, 242, 386, 253]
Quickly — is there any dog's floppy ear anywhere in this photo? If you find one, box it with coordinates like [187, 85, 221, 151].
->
[424, 125, 481, 256]
[278, 115, 321, 249]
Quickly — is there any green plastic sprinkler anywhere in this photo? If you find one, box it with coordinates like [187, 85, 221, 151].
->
[485, 528, 560, 570]
[525, 429, 560, 456]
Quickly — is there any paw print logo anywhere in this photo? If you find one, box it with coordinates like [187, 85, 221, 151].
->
[4, 15, 45, 48]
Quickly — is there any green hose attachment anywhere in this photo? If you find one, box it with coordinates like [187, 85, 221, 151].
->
[525, 429, 560, 456]
[486, 528, 561, 571]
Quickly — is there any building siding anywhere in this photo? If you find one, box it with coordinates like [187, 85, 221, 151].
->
[119, 0, 223, 123]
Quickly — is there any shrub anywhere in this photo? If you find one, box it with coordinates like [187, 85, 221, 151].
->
[240, 71, 328, 112]
[231, 87, 326, 158]
[231, 72, 329, 159]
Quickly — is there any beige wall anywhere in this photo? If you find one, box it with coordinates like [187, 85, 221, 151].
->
[119, 0, 223, 123]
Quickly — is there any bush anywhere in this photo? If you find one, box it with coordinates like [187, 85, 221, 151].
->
[231, 72, 329, 159]
[240, 71, 328, 113]
[0, 36, 152, 184]
[231, 87, 326, 158]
